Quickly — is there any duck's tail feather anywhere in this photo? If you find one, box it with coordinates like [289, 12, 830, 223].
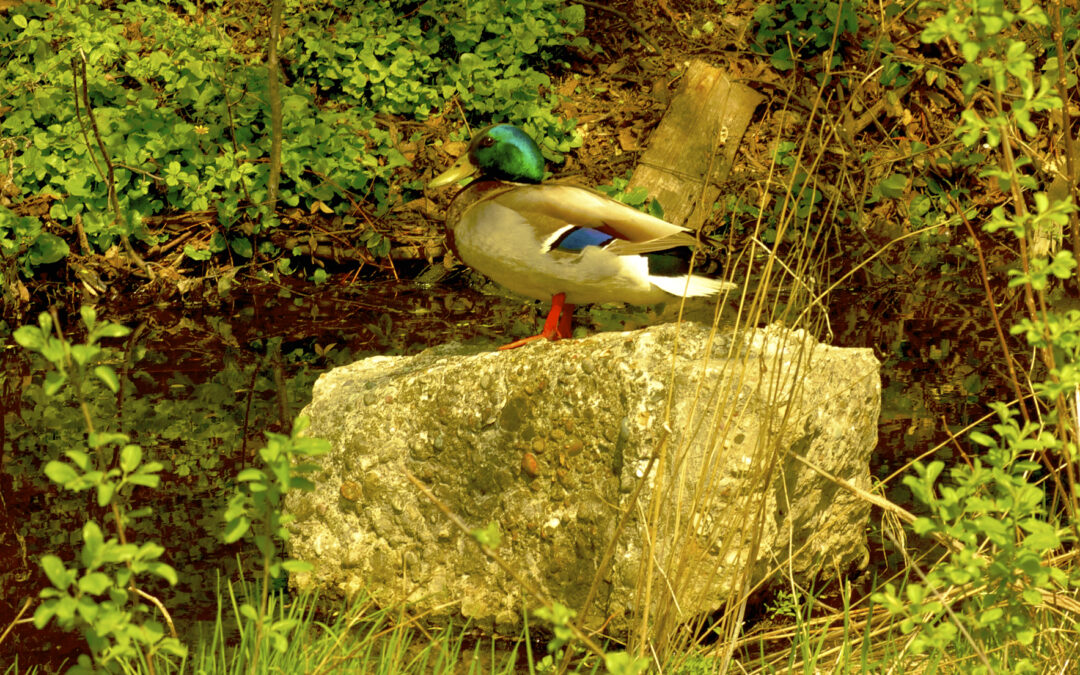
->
[649, 273, 736, 298]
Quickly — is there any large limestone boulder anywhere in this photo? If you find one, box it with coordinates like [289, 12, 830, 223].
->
[285, 322, 879, 633]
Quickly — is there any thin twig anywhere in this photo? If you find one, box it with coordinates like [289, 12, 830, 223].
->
[75, 50, 154, 280]
[954, 198, 1029, 422]
[134, 587, 180, 639]
[0, 597, 33, 650]
[117, 320, 147, 424]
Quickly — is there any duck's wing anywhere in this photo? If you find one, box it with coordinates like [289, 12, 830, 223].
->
[450, 183, 733, 304]
[490, 184, 701, 256]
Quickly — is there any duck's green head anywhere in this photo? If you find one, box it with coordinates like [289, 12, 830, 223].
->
[429, 124, 545, 187]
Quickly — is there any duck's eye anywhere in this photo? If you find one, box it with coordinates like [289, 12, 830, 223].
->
[479, 136, 495, 148]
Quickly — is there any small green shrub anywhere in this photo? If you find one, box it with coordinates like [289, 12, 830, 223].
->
[223, 415, 329, 664]
[874, 0, 1080, 670]
[10, 305, 334, 672]
[874, 403, 1069, 670]
[751, 0, 862, 71]
[15, 307, 187, 673]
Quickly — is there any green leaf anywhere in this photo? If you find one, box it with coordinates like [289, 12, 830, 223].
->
[281, 559, 313, 573]
[36, 312, 53, 335]
[44, 461, 79, 485]
[78, 572, 112, 595]
[269, 630, 289, 653]
[1022, 588, 1044, 605]
[94, 365, 120, 393]
[924, 460, 944, 483]
[1019, 519, 1060, 551]
[236, 468, 265, 482]
[293, 415, 311, 435]
[79, 306, 97, 331]
[137, 540, 166, 561]
[139, 461, 164, 475]
[119, 444, 143, 472]
[13, 326, 45, 352]
[81, 522, 104, 565]
[471, 521, 502, 549]
[88, 432, 128, 449]
[97, 482, 115, 507]
[876, 173, 908, 199]
[1016, 626, 1036, 646]
[40, 555, 72, 590]
[231, 237, 253, 258]
[184, 244, 212, 261]
[94, 322, 132, 339]
[978, 607, 1003, 625]
[604, 651, 650, 675]
[254, 534, 274, 559]
[33, 603, 56, 629]
[127, 473, 161, 488]
[146, 561, 179, 585]
[68, 344, 97, 367]
[223, 517, 250, 543]
[770, 47, 794, 71]
[905, 581, 927, 606]
[961, 40, 980, 63]
[28, 232, 69, 266]
[239, 603, 258, 621]
[44, 371, 67, 396]
[65, 450, 92, 471]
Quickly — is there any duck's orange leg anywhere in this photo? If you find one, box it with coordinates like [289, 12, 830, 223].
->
[556, 298, 575, 339]
[499, 293, 575, 350]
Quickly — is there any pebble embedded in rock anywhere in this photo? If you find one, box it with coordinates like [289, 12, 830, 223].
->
[521, 452, 540, 477]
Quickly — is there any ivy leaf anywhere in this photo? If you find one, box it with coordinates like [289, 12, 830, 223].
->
[231, 236, 253, 258]
[875, 173, 908, 199]
[28, 233, 69, 266]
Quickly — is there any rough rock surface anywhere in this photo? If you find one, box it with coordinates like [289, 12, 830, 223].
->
[285, 322, 880, 633]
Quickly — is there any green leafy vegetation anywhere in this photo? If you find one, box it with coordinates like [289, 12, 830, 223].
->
[15, 308, 187, 672]
[0, 0, 585, 275]
[876, 404, 1067, 670]
[750, 0, 862, 71]
[595, 171, 665, 219]
[867, 0, 1080, 670]
[221, 415, 329, 667]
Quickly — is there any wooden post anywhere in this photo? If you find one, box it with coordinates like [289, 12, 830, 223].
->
[628, 60, 764, 230]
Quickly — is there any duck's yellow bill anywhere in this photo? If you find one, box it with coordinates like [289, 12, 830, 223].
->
[428, 152, 478, 188]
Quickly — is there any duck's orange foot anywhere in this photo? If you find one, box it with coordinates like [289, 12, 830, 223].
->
[499, 293, 576, 350]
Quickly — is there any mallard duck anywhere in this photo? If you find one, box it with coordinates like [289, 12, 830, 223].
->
[429, 123, 733, 348]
